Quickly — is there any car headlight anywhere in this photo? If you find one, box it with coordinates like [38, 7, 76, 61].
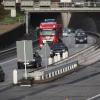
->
[75, 38, 78, 40]
[33, 59, 35, 62]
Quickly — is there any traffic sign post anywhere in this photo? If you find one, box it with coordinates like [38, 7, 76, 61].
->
[40, 41, 51, 69]
[24, 40, 27, 79]
[44, 42, 48, 69]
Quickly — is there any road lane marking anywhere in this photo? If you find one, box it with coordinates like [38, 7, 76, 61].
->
[86, 94, 100, 100]
[0, 58, 17, 65]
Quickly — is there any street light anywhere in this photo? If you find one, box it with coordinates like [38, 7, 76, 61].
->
[24, 40, 27, 79]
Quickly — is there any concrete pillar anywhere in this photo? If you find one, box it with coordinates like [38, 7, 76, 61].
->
[11, 8, 16, 17]
[61, 12, 71, 27]
[13, 69, 18, 85]
[25, 12, 29, 34]
[16, 0, 21, 3]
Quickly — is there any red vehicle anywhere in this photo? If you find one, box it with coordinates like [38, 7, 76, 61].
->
[38, 21, 62, 48]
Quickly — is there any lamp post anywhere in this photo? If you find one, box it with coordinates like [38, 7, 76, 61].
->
[24, 40, 27, 79]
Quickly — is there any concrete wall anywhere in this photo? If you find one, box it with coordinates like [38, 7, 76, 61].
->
[0, 24, 25, 49]
[61, 12, 71, 28]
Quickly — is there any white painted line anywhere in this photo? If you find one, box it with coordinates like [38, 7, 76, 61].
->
[0, 58, 17, 65]
[20, 84, 31, 87]
[86, 94, 100, 100]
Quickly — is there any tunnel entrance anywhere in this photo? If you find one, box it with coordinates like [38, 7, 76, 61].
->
[29, 12, 100, 34]
[29, 12, 62, 29]
[69, 12, 98, 33]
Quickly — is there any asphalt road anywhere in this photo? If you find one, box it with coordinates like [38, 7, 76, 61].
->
[62, 33, 96, 56]
[0, 61, 100, 100]
[0, 34, 98, 100]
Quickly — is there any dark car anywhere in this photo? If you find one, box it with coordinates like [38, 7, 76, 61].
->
[18, 52, 42, 69]
[50, 41, 68, 57]
[33, 52, 42, 68]
[0, 66, 5, 82]
[75, 29, 87, 44]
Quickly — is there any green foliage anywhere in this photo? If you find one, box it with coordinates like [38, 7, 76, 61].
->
[0, 12, 25, 24]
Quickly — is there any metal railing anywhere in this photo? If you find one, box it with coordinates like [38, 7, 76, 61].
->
[21, 2, 100, 8]
[19, 2, 100, 12]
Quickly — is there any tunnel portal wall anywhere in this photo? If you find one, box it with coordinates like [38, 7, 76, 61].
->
[0, 24, 25, 49]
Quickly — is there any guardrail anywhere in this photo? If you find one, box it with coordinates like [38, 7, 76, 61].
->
[20, 2, 100, 8]
[28, 61, 78, 83]
[3, 1, 100, 12]
[25, 32, 100, 83]
[19, 1, 100, 12]
[52, 32, 100, 66]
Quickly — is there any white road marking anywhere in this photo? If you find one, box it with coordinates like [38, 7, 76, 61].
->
[0, 58, 17, 65]
[86, 94, 100, 100]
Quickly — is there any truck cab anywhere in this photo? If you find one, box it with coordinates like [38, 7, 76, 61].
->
[38, 19, 62, 48]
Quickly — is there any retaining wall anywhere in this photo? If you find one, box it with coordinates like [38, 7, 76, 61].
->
[0, 23, 25, 48]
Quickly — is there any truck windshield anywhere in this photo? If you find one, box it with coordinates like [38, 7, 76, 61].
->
[41, 30, 55, 35]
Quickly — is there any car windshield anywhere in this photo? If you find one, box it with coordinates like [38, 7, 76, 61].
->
[76, 32, 85, 36]
[52, 43, 66, 51]
[41, 30, 55, 35]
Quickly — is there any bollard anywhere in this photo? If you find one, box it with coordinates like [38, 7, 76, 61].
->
[48, 57, 53, 65]
[13, 69, 18, 85]
[54, 54, 58, 62]
[62, 51, 68, 59]
[57, 53, 60, 61]
[65, 51, 68, 58]
[62, 51, 66, 59]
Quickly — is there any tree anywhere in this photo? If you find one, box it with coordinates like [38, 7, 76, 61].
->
[0, 0, 8, 20]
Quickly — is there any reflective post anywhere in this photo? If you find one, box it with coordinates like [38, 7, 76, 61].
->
[13, 69, 18, 84]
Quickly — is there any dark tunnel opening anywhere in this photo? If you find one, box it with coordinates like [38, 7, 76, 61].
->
[69, 12, 100, 33]
[29, 12, 100, 34]
[29, 12, 62, 29]
[1, 12, 100, 49]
